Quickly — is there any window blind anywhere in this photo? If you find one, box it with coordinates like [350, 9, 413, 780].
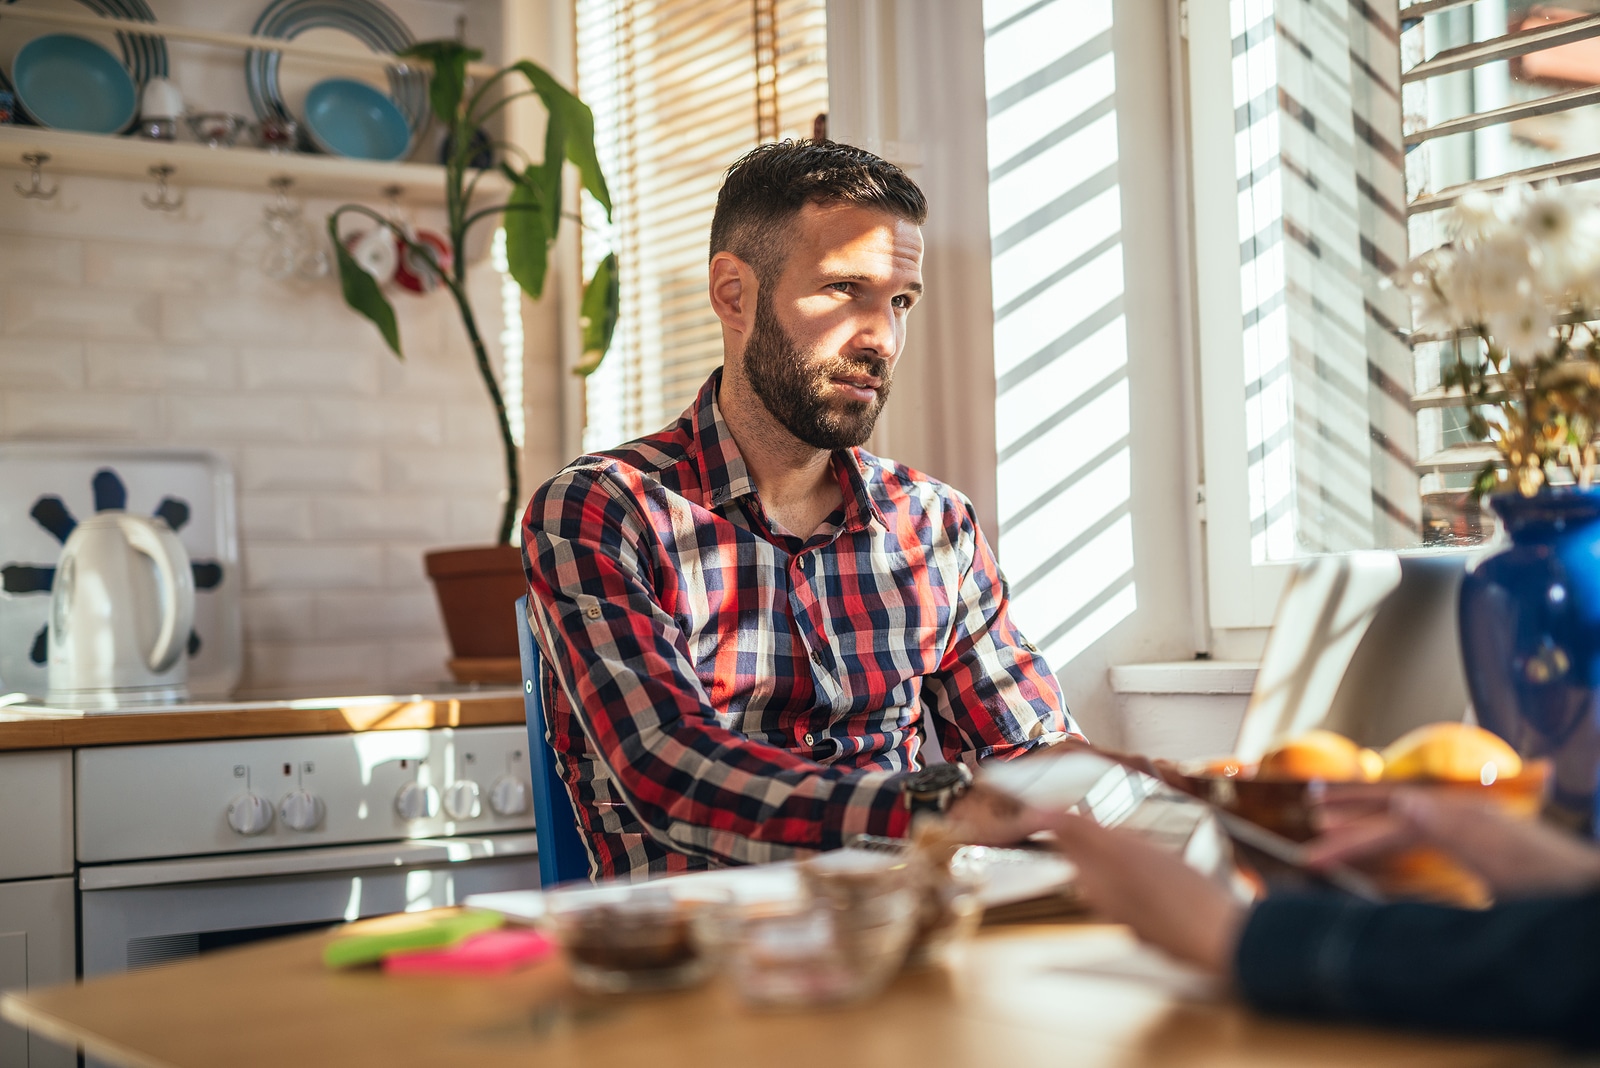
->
[576, 0, 829, 451]
[1401, 0, 1600, 541]
[1229, 0, 1418, 560]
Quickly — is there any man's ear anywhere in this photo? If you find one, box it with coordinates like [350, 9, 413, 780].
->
[709, 251, 757, 335]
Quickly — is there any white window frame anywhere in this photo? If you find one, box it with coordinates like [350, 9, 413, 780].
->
[1185, 0, 1297, 630]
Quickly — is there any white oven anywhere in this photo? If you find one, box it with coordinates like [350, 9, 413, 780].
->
[75, 726, 539, 977]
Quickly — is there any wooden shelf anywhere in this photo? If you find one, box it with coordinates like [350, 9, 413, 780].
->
[0, 125, 502, 205]
[0, 5, 498, 79]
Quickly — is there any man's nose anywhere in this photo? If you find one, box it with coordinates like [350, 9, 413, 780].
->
[852, 303, 899, 358]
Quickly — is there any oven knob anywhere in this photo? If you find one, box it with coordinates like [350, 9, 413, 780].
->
[227, 793, 274, 836]
[395, 782, 439, 820]
[443, 780, 482, 820]
[488, 775, 530, 817]
[279, 789, 325, 832]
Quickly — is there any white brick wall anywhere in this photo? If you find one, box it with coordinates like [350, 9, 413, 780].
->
[0, 169, 554, 696]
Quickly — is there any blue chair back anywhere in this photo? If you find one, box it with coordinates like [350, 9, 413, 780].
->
[515, 595, 591, 886]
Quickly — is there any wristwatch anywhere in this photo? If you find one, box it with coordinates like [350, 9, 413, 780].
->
[901, 762, 974, 822]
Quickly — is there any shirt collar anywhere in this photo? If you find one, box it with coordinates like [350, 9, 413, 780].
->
[689, 368, 888, 532]
[691, 369, 758, 509]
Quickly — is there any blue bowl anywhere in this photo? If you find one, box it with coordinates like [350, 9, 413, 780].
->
[303, 78, 411, 161]
[12, 33, 138, 135]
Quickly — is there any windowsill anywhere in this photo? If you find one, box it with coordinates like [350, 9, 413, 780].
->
[1107, 661, 1259, 696]
[1107, 661, 1258, 761]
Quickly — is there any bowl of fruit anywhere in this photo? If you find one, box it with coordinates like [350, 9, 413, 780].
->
[1162, 723, 1548, 904]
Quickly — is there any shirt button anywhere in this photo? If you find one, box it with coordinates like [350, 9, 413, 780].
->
[585, 605, 601, 619]
[803, 732, 815, 746]
[809, 649, 823, 665]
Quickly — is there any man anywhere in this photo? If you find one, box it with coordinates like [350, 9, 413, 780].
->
[523, 140, 1079, 879]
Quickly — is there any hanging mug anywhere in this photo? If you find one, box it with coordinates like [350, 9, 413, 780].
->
[393, 229, 452, 294]
[344, 226, 398, 285]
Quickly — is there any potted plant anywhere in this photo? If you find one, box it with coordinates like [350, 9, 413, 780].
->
[327, 41, 618, 679]
[1397, 181, 1600, 825]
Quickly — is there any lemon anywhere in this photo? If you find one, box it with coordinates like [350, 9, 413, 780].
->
[1381, 722, 1521, 783]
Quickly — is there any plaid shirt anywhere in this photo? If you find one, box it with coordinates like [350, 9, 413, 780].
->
[523, 370, 1078, 880]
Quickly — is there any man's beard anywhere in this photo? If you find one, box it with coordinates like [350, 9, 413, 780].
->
[742, 292, 893, 450]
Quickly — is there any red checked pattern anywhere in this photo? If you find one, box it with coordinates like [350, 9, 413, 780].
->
[522, 370, 1080, 879]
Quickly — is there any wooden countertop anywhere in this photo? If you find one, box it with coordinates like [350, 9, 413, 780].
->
[0, 692, 525, 751]
[0, 915, 1561, 1068]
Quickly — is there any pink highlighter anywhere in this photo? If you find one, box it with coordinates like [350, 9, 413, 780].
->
[382, 928, 557, 976]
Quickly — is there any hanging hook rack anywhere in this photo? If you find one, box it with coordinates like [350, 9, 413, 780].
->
[267, 174, 296, 215]
[142, 164, 184, 212]
[14, 153, 58, 200]
[381, 183, 403, 217]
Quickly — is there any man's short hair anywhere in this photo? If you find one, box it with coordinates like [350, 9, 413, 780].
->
[709, 139, 928, 284]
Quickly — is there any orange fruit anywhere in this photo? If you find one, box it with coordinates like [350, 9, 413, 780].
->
[1381, 722, 1522, 784]
[1257, 729, 1368, 782]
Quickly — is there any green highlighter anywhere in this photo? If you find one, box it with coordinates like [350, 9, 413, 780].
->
[323, 910, 506, 969]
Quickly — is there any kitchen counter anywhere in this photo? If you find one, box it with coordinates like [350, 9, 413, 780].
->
[0, 690, 524, 751]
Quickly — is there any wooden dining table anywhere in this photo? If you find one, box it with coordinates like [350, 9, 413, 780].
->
[0, 910, 1574, 1068]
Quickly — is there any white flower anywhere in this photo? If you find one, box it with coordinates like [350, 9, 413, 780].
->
[1397, 248, 1461, 334]
[1486, 299, 1554, 363]
[1451, 190, 1504, 245]
[1454, 231, 1537, 324]
[1518, 183, 1593, 297]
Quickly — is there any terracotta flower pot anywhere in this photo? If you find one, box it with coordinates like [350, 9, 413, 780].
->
[424, 544, 526, 682]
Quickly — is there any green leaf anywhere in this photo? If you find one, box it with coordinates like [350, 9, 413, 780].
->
[1472, 463, 1500, 500]
[400, 40, 483, 126]
[538, 104, 567, 241]
[511, 61, 612, 219]
[575, 252, 619, 376]
[328, 217, 402, 358]
[504, 172, 551, 299]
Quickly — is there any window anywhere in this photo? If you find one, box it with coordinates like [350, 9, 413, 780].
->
[985, 0, 1139, 666]
[575, 0, 829, 450]
[1216, 0, 1416, 570]
[1187, 0, 1600, 627]
[1403, 0, 1600, 541]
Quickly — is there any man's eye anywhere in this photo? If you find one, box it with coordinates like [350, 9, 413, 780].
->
[892, 295, 913, 309]
[828, 282, 853, 294]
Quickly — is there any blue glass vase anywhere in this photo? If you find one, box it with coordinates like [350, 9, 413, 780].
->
[1460, 487, 1600, 825]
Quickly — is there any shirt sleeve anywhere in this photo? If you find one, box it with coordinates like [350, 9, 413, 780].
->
[918, 493, 1081, 766]
[524, 465, 911, 866]
[1235, 889, 1600, 1047]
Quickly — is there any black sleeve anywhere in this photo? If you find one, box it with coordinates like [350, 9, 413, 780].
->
[1234, 889, 1600, 1047]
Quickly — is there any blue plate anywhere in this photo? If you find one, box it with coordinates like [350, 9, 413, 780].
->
[2, 0, 170, 86]
[245, 0, 426, 137]
[11, 33, 137, 134]
[303, 77, 411, 161]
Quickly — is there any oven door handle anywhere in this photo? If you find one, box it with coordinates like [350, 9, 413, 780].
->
[78, 833, 540, 891]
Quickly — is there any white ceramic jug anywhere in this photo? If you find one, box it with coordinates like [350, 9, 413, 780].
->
[48, 512, 195, 707]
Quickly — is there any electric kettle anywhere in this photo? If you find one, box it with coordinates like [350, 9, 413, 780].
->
[48, 512, 195, 707]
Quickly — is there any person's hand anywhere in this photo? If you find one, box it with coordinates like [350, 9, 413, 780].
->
[1307, 786, 1600, 899]
[1044, 811, 1248, 974]
[940, 782, 1054, 846]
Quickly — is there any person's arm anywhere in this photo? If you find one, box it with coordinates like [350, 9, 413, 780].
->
[917, 494, 1081, 765]
[1046, 802, 1600, 1046]
[1238, 890, 1600, 1046]
[524, 464, 912, 865]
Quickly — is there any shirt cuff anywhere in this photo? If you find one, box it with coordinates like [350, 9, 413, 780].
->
[883, 801, 911, 840]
